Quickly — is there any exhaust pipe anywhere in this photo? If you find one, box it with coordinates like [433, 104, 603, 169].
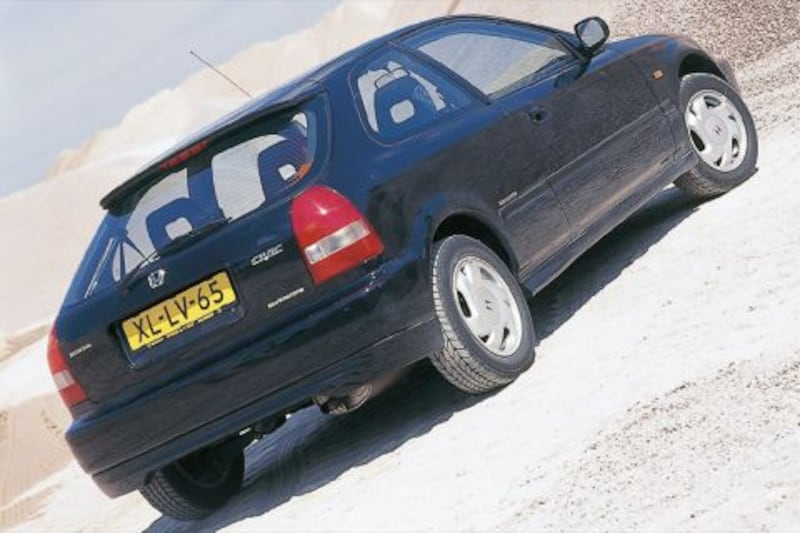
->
[313, 383, 373, 415]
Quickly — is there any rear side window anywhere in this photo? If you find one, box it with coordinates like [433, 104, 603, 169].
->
[403, 20, 572, 99]
[353, 48, 474, 141]
[63, 96, 326, 305]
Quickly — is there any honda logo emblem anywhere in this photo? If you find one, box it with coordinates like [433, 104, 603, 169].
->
[147, 268, 166, 289]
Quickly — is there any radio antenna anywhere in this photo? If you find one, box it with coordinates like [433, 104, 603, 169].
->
[189, 50, 253, 99]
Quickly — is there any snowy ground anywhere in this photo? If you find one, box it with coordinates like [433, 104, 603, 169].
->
[1, 0, 799, 531]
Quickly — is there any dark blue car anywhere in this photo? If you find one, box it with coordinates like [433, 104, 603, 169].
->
[47, 15, 758, 520]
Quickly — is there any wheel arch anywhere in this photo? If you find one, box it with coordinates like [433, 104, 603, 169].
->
[432, 212, 518, 275]
[678, 52, 728, 81]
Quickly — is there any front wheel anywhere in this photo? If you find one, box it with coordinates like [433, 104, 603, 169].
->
[429, 235, 536, 394]
[139, 445, 244, 521]
[674, 73, 759, 199]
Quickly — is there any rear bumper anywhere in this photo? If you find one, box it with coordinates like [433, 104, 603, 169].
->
[66, 253, 440, 497]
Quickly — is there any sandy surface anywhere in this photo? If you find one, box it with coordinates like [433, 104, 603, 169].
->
[1, 0, 799, 531]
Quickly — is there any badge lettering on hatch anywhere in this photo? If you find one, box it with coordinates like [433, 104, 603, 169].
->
[251, 243, 284, 267]
[267, 287, 305, 310]
[68, 343, 93, 359]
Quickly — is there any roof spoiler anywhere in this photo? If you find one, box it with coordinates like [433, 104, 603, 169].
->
[100, 89, 318, 213]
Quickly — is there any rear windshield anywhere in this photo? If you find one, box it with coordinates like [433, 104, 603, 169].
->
[63, 95, 327, 306]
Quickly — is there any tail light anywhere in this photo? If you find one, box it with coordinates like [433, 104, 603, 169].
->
[47, 326, 87, 407]
[291, 186, 384, 284]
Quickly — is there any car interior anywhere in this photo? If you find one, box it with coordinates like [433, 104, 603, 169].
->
[373, 66, 439, 138]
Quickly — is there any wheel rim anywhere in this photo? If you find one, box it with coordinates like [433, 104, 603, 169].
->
[685, 89, 748, 173]
[452, 256, 523, 357]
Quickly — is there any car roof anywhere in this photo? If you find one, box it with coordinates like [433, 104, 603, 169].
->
[101, 14, 562, 210]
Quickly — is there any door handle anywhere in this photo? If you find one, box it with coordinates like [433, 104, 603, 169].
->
[528, 107, 550, 124]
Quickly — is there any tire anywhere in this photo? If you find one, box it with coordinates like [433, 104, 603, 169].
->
[429, 235, 536, 394]
[674, 73, 759, 200]
[139, 446, 244, 521]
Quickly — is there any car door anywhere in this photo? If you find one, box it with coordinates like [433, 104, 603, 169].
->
[540, 47, 675, 239]
[402, 20, 576, 273]
[403, 19, 673, 271]
[348, 43, 571, 274]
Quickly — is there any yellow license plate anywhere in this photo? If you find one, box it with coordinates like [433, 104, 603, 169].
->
[122, 271, 237, 352]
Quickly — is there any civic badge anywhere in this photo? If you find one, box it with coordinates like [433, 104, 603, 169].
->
[147, 268, 166, 289]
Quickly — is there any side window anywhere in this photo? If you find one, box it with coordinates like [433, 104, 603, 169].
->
[404, 21, 572, 99]
[354, 48, 474, 141]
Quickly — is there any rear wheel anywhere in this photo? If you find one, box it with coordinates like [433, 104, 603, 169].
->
[429, 235, 535, 394]
[674, 73, 758, 199]
[139, 445, 244, 521]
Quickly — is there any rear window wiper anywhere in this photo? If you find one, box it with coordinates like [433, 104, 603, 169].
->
[119, 217, 230, 292]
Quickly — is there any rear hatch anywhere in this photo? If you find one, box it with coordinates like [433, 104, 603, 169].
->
[56, 95, 330, 407]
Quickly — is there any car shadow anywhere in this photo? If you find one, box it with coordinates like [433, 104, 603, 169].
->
[530, 186, 699, 341]
[144, 186, 699, 532]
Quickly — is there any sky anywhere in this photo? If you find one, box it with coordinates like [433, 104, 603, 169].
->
[0, 0, 340, 197]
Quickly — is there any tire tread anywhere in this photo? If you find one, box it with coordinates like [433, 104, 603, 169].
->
[674, 166, 727, 199]
[429, 237, 529, 394]
[674, 73, 758, 200]
[140, 469, 211, 522]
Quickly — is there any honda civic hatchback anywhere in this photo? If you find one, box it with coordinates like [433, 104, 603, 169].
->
[48, 15, 758, 520]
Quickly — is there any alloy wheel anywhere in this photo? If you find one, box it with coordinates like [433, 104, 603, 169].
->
[451, 256, 523, 357]
[685, 89, 749, 172]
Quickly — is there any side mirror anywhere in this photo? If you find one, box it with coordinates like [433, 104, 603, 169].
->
[574, 17, 610, 57]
